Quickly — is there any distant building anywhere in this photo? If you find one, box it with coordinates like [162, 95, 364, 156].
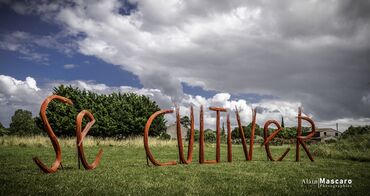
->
[166, 124, 188, 139]
[313, 128, 341, 142]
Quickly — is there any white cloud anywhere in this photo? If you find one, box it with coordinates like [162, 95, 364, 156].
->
[76, 81, 108, 91]
[0, 31, 49, 63]
[0, 75, 41, 99]
[0, 75, 368, 133]
[63, 64, 77, 69]
[44, 0, 370, 121]
[0, 31, 77, 64]
[1, 0, 369, 127]
[25, 77, 40, 91]
[0, 75, 47, 126]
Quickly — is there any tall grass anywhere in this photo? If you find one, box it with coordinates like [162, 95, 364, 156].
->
[0, 135, 178, 148]
[314, 133, 370, 161]
[3, 134, 370, 162]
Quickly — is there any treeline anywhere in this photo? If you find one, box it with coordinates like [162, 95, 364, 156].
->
[340, 125, 370, 139]
[182, 124, 370, 144]
[1, 85, 166, 138]
[2, 85, 369, 142]
[180, 116, 312, 144]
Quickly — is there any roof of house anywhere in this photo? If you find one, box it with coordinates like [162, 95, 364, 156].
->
[316, 128, 341, 133]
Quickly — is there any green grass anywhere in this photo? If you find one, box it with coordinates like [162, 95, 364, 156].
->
[0, 136, 369, 195]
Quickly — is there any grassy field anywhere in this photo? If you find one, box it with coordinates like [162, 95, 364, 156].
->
[314, 133, 370, 162]
[1, 136, 369, 195]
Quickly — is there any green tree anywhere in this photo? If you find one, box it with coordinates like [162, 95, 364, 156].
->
[204, 129, 216, 142]
[9, 109, 41, 136]
[187, 129, 200, 142]
[231, 123, 262, 140]
[180, 116, 190, 129]
[0, 122, 9, 136]
[180, 115, 191, 140]
[277, 127, 293, 139]
[276, 126, 311, 139]
[194, 129, 199, 141]
[341, 125, 370, 139]
[159, 132, 171, 140]
[35, 85, 166, 138]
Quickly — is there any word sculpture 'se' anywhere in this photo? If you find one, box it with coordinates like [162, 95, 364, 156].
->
[33, 95, 103, 173]
[144, 106, 315, 166]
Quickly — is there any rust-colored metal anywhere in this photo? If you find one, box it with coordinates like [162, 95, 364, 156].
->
[176, 107, 185, 163]
[296, 115, 316, 162]
[142, 105, 317, 166]
[235, 107, 250, 161]
[249, 108, 257, 160]
[176, 106, 195, 164]
[209, 107, 227, 163]
[199, 106, 205, 164]
[295, 107, 302, 161]
[144, 110, 177, 166]
[76, 110, 103, 170]
[33, 95, 73, 173]
[227, 113, 232, 162]
[199, 106, 217, 164]
[262, 120, 290, 161]
[187, 106, 195, 162]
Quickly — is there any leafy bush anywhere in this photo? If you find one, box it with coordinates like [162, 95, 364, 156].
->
[276, 127, 311, 139]
[159, 132, 171, 140]
[276, 127, 296, 139]
[0, 122, 9, 136]
[186, 129, 200, 142]
[324, 139, 337, 144]
[204, 129, 216, 143]
[231, 123, 263, 140]
[254, 135, 264, 143]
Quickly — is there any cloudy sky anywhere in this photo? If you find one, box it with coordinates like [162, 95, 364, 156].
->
[0, 0, 369, 131]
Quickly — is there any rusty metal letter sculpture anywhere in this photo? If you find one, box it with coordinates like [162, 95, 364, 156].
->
[227, 114, 232, 162]
[296, 107, 316, 162]
[209, 107, 227, 163]
[295, 107, 302, 161]
[198, 106, 205, 163]
[199, 106, 216, 164]
[262, 120, 290, 161]
[235, 107, 258, 161]
[33, 95, 73, 173]
[143, 106, 316, 166]
[144, 110, 177, 166]
[176, 106, 195, 164]
[249, 108, 257, 160]
[76, 110, 103, 170]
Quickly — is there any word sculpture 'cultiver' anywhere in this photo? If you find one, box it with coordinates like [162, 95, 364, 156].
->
[144, 106, 315, 166]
